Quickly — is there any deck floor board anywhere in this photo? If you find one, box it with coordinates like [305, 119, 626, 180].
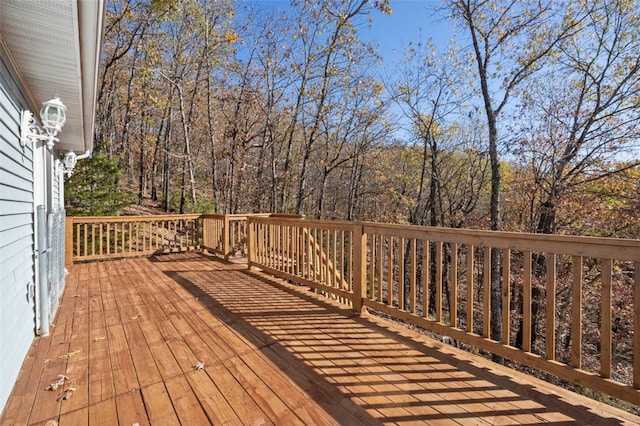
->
[2, 252, 640, 425]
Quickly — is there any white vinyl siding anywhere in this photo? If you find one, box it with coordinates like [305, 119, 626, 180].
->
[0, 52, 37, 412]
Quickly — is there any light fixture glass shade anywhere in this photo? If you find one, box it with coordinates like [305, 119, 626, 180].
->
[63, 151, 77, 171]
[39, 96, 67, 135]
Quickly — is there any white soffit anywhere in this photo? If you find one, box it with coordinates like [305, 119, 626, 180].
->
[0, 0, 104, 154]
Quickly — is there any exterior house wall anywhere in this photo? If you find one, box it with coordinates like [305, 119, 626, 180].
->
[0, 1, 104, 414]
[0, 49, 38, 411]
[52, 157, 61, 208]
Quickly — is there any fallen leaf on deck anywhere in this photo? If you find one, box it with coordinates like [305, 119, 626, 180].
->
[60, 350, 81, 359]
[93, 336, 106, 342]
[57, 389, 74, 401]
[46, 375, 69, 391]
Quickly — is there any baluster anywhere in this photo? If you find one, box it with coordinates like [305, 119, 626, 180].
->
[571, 255, 583, 368]
[399, 237, 405, 311]
[451, 243, 458, 328]
[523, 251, 532, 352]
[410, 238, 416, 314]
[546, 253, 557, 360]
[466, 245, 474, 333]
[634, 262, 640, 388]
[483, 246, 491, 338]
[601, 258, 612, 378]
[436, 241, 443, 322]
[387, 236, 393, 307]
[502, 249, 511, 345]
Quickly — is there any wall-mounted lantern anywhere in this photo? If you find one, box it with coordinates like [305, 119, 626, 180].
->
[62, 151, 77, 177]
[20, 95, 67, 150]
[60, 151, 91, 177]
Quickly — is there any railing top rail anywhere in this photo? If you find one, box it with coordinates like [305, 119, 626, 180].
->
[201, 213, 272, 220]
[69, 214, 202, 223]
[362, 222, 640, 261]
[363, 222, 640, 253]
[249, 216, 355, 231]
[248, 216, 640, 261]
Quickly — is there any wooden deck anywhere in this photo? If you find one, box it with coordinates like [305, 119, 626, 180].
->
[2, 253, 639, 425]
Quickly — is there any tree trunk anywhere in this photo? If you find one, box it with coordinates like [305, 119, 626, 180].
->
[315, 168, 329, 219]
[179, 147, 187, 214]
[176, 85, 197, 206]
[162, 109, 172, 213]
[138, 142, 145, 205]
[151, 106, 168, 203]
[347, 157, 363, 221]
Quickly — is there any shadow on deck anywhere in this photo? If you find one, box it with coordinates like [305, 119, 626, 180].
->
[2, 252, 639, 425]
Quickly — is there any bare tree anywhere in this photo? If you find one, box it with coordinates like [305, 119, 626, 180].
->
[449, 0, 582, 342]
[517, 0, 640, 235]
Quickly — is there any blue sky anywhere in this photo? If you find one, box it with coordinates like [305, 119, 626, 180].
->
[362, 0, 452, 64]
[239, 0, 457, 140]
[240, 0, 453, 66]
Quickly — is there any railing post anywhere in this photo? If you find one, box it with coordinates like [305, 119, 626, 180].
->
[201, 215, 208, 253]
[352, 222, 366, 314]
[223, 215, 230, 260]
[65, 216, 73, 268]
[247, 217, 255, 271]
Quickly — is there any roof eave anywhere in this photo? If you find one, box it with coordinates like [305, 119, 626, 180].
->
[0, 0, 105, 154]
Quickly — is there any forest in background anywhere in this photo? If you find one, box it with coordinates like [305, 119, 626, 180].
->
[66, 0, 640, 240]
[60, 0, 640, 407]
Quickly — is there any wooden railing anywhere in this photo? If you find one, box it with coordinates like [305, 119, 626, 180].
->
[200, 214, 301, 259]
[65, 215, 201, 265]
[202, 214, 262, 259]
[66, 213, 298, 264]
[247, 216, 640, 406]
[249, 218, 354, 301]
